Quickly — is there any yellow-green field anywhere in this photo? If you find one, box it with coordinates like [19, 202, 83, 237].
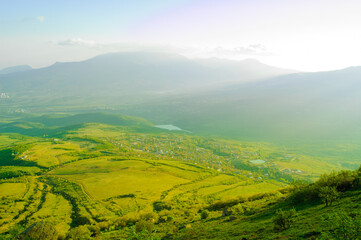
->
[0, 114, 353, 239]
[51, 158, 191, 201]
[21, 141, 81, 167]
[0, 182, 27, 197]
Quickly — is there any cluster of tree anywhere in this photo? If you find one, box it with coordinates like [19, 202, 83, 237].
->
[231, 160, 295, 183]
[0, 144, 39, 167]
[207, 191, 280, 211]
[289, 167, 361, 206]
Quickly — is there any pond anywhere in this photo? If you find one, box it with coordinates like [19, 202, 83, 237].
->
[154, 124, 183, 131]
[250, 159, 266, 164]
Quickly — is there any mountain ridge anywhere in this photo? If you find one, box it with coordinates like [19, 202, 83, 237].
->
[0, 51, 296, 105]
[0, 65, 32, 75]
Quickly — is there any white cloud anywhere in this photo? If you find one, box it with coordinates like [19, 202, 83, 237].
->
[36, 16, 45, 22]
[165, 44, 274, 60]
[210, 44, 272, 57]
[20, 16, 45, 23]
[58, 38, 97, 47]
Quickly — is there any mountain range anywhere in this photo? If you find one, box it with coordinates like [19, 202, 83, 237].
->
[0, 65, 32, 75]
[1, 51, 361, 144]
[0, 52, 295, 105]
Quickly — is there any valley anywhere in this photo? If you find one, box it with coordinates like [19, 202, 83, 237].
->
[0, 112, 359, 239]
[2, 0, 361, 238]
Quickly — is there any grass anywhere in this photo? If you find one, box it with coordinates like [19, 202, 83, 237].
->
[29, 192, 72, 235]
[0, 182, 27, 197]
[51, 158, 191, 201]
[1, 112, 360, 239]
[21, 141, 80, 167]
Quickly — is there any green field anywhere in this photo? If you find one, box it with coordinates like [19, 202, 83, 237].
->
[0, 112, 359, 239]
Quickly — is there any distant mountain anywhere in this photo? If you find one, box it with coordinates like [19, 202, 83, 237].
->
[0, 52, 295, 105]
[0, 65, 32, 75]
[195, 58, 296, 82]
[126, 66, 361, 142]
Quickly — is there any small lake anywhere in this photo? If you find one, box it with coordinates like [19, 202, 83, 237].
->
[154, 124, 183, 131]
[250, 159, 266, 164]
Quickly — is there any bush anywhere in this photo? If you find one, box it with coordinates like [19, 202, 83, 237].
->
[129, 225, 160, 240]
[321, 211, 361, 240]
[67, 225, 92, 240]
[140, 212, 158, 223]
[17, 221, 58, 240]
[200, 210, 209, 219]
[207, 196, 247, 211]
[87, 225, 100, 236]
[6, 224, 25, 239]
[288, 169, 359, 205]
[317, 170, 357, 192]
[135, 220, 154, 234]
[153, 201, 171, 212]
[96, 221, 109, 231]
[273, 209, 297, 231]
[318, 186, 339, 207]
[231, 203, 245, 214]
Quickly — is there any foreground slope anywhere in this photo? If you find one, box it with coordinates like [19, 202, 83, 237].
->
[0, 112, 359, 239]
[0, 113, 287, 237]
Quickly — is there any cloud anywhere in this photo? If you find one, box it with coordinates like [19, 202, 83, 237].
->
[36, 16, 45, 22]
[55, 40, 274, 61]
[211, 44, 272, 57]
[21, 16, 45, 23]
[58, 38, 97, 47]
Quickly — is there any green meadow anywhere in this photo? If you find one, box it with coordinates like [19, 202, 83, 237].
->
[0, 112, 359, 239]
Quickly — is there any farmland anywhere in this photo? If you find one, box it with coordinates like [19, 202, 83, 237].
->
[0, 112, 354, 239]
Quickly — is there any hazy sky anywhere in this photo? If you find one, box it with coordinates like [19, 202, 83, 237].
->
[1, 0, 361, 71]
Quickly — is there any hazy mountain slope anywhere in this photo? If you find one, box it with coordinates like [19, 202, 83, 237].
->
[0, 52, 294, 105]
[195, 58, 297, 82]
[0, 112, 154, 137]
[125, 66, 361, 143]
[0, 65, 32, 75]
[25, 112, 154, 127]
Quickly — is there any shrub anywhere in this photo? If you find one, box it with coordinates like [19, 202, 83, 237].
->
[289, 183, 319, 205]
[141, 212, 158, 223]
[321, 211, 361, 240]
[96, 221, 109, 231]
[273, 209, 297, 231]
[17, 221, 58, 240]
[135, 220, 154, 234]
[74, 216, 91, 226]
[207, 196, 247, 211]
[153, 201, 171, 212]
[201, 210, 209, 219]
[231, 203, 245, 214]
[87, 225, 100, 236]
[6, 224, 25, 239]
[67, 225, 92, 240]
[129, 225, 160, 240]
[317, 170, 357, 192]
[318, 186, 339, 206]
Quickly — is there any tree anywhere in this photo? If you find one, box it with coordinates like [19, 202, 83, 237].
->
[273, 209, 297, 231]
[67, 226, 92, 240]
[318, 186, 339, 206]
[201, 210, 209, 219]
[135, 220, 154, 234]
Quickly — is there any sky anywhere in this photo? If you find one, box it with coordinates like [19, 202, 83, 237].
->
[1, 0, 361, 71]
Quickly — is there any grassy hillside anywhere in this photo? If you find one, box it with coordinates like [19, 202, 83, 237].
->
[0, 112, 357, 239]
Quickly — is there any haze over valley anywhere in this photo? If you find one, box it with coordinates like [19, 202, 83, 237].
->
[1, 1, 361, 239]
